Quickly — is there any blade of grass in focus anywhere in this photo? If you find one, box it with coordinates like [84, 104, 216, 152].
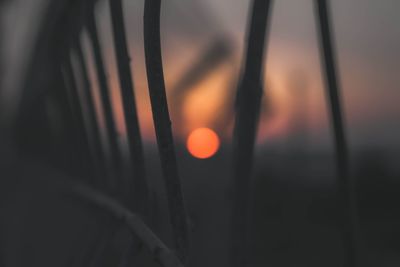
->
[144, 0, 190, 262]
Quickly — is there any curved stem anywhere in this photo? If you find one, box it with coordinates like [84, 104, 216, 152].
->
[68, 182, 184, 267]
[143, 0, 189, 262]
[230, 0, 272, 266]
[86, 9, 122, 194]
[315, 1, 359, 266]
[109, 0, 149, 215]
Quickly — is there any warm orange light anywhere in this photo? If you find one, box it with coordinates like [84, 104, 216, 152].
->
[187, 128, 220, 159]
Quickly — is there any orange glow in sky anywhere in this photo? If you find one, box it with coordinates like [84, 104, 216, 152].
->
[187, 127, 220, 159]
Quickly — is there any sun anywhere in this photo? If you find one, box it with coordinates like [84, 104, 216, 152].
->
[186, 128, 220, 159]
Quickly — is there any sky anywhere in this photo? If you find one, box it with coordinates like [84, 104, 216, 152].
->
[3, 0, 400, 152]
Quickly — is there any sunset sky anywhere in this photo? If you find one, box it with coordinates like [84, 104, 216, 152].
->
[4, 0, 400, 151]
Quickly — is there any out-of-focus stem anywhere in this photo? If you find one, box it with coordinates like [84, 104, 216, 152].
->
[315, 1, 359, 266]
[109, 0, 149, 215]
[86, 10, 122, 195]
[229, 0, 272, 267]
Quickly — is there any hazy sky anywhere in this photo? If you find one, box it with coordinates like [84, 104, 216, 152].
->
[114, 0, 400, 150]
[3, 0, 400, 151]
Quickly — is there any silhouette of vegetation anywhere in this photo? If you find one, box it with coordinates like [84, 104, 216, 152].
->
[229, 0, 272, 267]
[144, 0, 189, 262]
[86, 6, 122, 196]
[1, 0, 399, 266]
[109, 0, 149, 216]
[315, 1, 360, 266]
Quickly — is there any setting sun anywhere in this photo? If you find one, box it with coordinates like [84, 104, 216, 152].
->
[187, 128, 220, 159]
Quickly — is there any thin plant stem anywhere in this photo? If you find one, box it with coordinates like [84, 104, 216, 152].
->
[73, 41, 109, 190]
[39, 168, 184, 267]
[229, 0, 272, 267]
[144, 0, 189, 262]
[86, 9, 122, 195]
[314, 1, 359, 266]
[68, 182, 184, 267]
[61, 54, 94, 184]
[109, 0, 149, 215]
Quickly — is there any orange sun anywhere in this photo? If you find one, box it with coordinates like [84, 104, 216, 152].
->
[186, 128, 220, 159]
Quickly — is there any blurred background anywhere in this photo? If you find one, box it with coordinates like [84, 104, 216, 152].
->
[1, 0, 400, 266]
